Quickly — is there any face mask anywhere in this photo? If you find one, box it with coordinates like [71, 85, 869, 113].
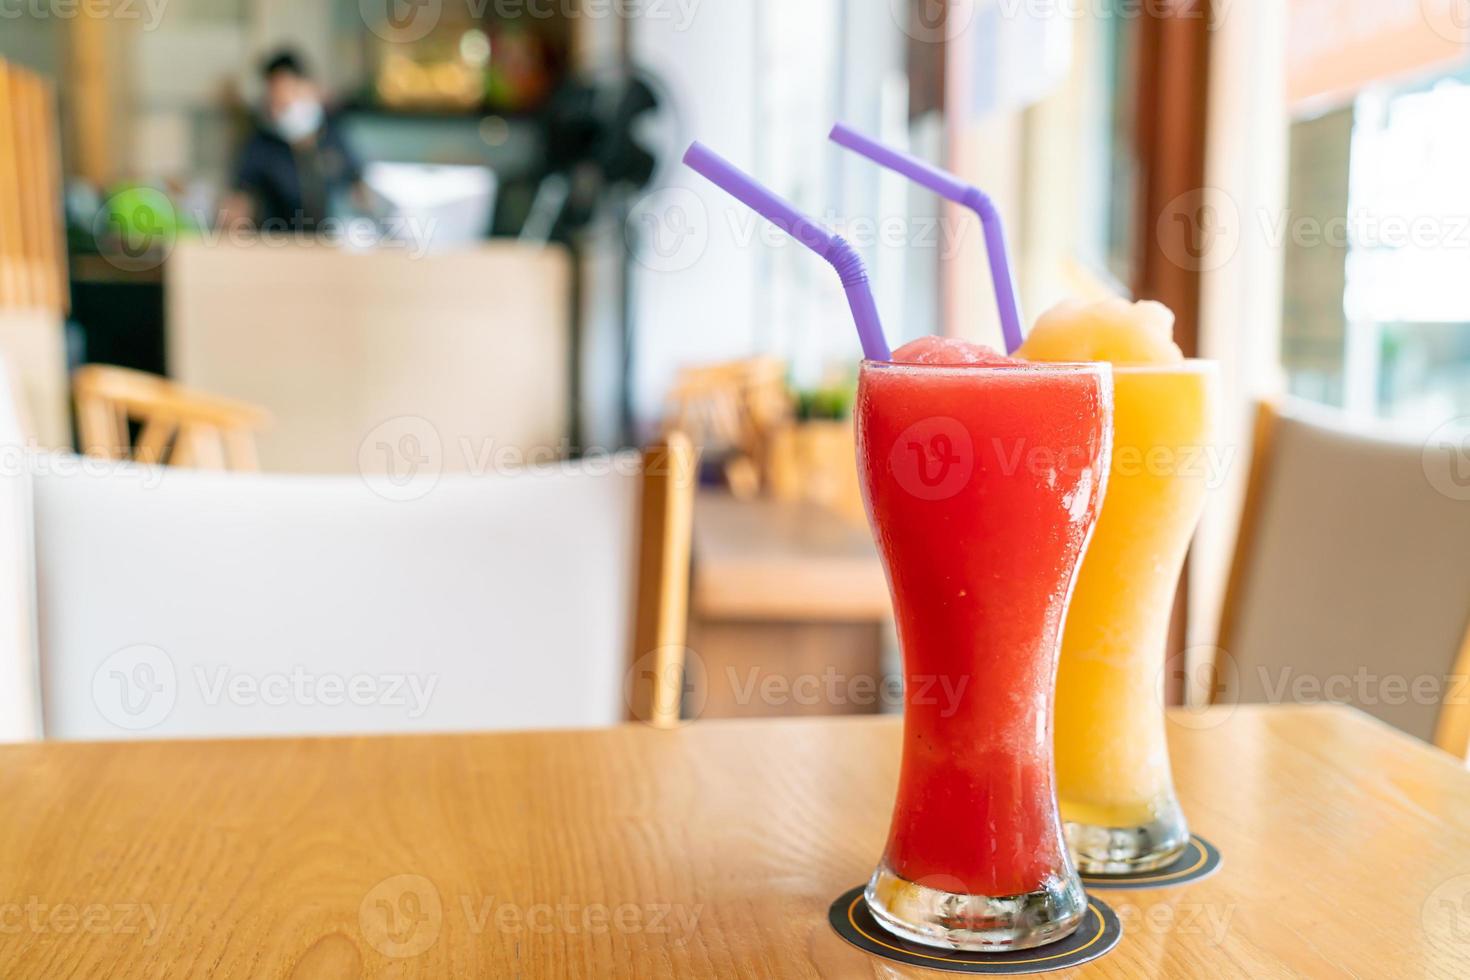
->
[274, 98, 324, 143]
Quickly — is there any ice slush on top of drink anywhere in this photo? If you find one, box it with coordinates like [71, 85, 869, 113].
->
[1018, 297, 1184, 365]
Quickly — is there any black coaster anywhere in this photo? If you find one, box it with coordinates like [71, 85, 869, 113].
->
[1080, 834, 1222, 890]
[828, 886, 1122, 975]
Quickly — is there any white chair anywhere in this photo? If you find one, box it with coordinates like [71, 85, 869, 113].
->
[0, 359, 38, 741]
[6, 434, 693, 741]
[1218, 400, 1470, 754]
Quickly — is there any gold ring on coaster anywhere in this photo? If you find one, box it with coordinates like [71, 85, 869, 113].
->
[829, 886, 1123, 975]
[1079, 834, 1222, 890]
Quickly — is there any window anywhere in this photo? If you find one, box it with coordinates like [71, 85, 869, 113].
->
[1282, 65, 1470, 426]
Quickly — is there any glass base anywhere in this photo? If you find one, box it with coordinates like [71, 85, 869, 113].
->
[863, 862, 1087, 952]
[1064, 807, 1190, 875]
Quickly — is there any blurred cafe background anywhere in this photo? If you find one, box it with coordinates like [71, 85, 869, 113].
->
[2, 0, 1470, 750]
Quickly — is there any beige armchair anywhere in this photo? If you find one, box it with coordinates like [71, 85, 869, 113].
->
[1218, 400, 1470, 756]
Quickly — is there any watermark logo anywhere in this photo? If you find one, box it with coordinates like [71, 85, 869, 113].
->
[359, 415, 444, 502]
[891, 0, 977, 43]
[92, 188, 177, 274]
[1423, 417, 1470, 502]
[1421, 0, 1470, 43]
[361, 874, 443, 959]
[889, 417, 974, 501]
[625, 646, 706, 725]
[1157, 186, 1241, 273]
[1424, 873, 1470, 953]
[92, 644, 177, 731]
[361, 0, 442, 42]
[1163, 645, 1238, 732]
[628, 187, 709, 274]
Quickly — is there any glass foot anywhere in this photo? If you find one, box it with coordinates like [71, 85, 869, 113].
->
[863, 862, 1087, 952]
[1065, 808, 1189, 875]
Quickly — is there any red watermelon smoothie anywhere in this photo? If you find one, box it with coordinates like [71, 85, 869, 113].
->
[858, 337, 1113, 952]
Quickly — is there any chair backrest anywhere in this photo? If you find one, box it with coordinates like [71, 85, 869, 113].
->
[165, 239, 571, 475]
[665, 357, 791, 498]
[73, 364, 270, 471]
[33, 437, 695, 740]
[1219, 401, 1470, 751]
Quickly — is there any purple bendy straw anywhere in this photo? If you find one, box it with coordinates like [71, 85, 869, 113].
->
[682, 141, 891, 362]
[830, 123, 1025, 355]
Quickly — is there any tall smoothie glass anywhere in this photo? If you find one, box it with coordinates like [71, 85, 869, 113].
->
[1050, 362, 1218, 873]
[857, 354, 1113, 951]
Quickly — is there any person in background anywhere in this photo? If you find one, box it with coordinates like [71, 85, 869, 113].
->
[220, 49, 367, 233]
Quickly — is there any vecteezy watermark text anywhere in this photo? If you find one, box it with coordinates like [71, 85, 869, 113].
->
[0, 442, 168, 489]
[0, 899, 168, 945]
[358, 421, 687, 503]
[722, 668, 969, 716]
[0, 0, 169, 30]
[193, 666, 438, 719]
[360, 874, 703, 960]
[360, 0, 700, 44]
[93, 645, 441, 732]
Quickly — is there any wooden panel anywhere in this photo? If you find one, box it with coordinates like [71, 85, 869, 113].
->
[12, 68, 44, 310]
[0, 705, 1469, 976]
[32, 78, 67, 315]
[0, 63, 24, 309]
[64, 6, 116, 188]
[0, 58, 67, 316]
[689, 619, 885, 719]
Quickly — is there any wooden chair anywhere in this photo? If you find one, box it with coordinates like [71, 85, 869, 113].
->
[73, 365, 271, 471]
[629, 434, 697, 728]
[3, 417, 696, 740]
[664, 357, 792, 498]
[1216, 400, 1470, 756]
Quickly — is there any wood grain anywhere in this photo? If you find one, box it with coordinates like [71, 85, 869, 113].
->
[2, 705, 1469, 978]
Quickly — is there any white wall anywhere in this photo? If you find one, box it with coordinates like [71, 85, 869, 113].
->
[626, 1, 912, 432]
[1192, 0, 1289, 691]
[627, 3, 760, 434]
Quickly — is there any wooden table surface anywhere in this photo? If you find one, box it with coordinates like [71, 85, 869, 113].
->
[3, 704, 1469, 978]
[693, 491, 888, 622]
